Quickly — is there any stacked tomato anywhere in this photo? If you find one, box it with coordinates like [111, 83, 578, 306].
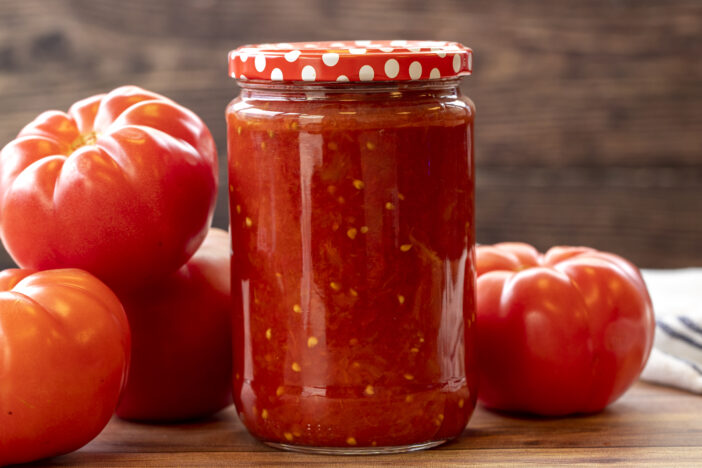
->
[0, 86, 231, 465]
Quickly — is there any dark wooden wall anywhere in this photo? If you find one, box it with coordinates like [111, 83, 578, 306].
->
[1, 0, 701, 268]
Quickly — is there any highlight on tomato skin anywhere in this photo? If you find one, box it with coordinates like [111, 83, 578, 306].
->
[0, 268, 131, 467]
[475, 242, 655, 416]
[0, 85, 218, 292]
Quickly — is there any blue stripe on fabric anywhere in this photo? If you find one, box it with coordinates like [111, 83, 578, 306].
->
[678, 316, 702, 337]
[657, 320, 702, 351]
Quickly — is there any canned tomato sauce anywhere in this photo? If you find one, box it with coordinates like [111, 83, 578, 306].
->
[227, 40, 476, 454]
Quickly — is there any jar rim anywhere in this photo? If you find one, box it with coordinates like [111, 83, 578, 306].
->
[235, 78, 463, 93]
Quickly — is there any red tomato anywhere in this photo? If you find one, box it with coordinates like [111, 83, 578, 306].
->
[476, 243, 654, 415]
[0, 86, 217, 291]
[0, 269, 130, 466]
[115, 228, 232, 421]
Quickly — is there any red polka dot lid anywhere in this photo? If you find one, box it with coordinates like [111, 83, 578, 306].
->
[228, 40, 472, 83]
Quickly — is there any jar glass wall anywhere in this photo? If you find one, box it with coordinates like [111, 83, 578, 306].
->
[228, 55, 476, 454]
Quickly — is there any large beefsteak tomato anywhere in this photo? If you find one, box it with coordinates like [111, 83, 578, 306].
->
[476, 243, 655, 415]
[0, 268, 130, 466]
[0, 86, 217, 291]
[116, 228, 232, 421]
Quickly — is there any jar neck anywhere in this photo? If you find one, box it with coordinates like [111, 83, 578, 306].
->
[236, 79, 462, 101]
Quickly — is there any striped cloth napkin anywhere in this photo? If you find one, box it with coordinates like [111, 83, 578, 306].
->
[640, 268, 702, 393]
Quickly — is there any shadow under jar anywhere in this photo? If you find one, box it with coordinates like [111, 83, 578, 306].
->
[226, 41, 477, 455]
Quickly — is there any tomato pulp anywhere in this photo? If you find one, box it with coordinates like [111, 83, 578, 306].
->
[227, 81, 476, 452]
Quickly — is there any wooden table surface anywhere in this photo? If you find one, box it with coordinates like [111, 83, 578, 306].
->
[25, 381, 702, 467]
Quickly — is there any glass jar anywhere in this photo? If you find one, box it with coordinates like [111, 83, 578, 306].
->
[226, 41, 476, 454]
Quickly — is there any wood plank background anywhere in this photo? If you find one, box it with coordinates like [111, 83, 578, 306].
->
[1, 0, 700, 268]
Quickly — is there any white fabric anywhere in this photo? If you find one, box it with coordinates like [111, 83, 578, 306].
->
[640, 268, 702, 394]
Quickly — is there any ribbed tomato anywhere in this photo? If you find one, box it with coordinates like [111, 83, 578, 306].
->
[476, 243, 654, 415]
[0, 86, 217, 291]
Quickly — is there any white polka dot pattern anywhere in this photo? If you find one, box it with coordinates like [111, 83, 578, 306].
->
[301, 65, 316, 81]
[408, 61, 422, 80]
[271, 68, 283, 81]
[452, 54, 461, 73]
[322, 53, 340, 66]
[254, 54, 266, 72]
[384, 59, 399, 79]
[284, 50, 301, 62]
[228, 40, 472, 82]
[359, 65, 374, 81]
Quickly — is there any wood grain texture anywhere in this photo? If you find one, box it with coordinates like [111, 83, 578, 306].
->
[0, 0, 701, 267]
[24, 382, 702, 467]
